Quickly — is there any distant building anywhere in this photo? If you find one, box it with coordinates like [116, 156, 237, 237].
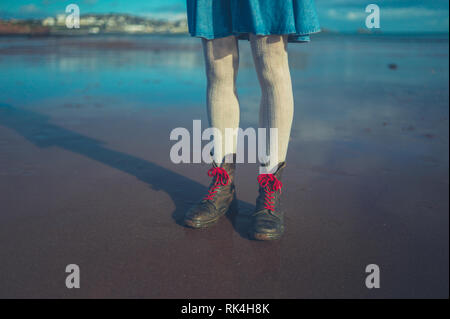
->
[56, 14, 66, 26]
[124, 25, 146, 33]
[42, 17, 55, 27]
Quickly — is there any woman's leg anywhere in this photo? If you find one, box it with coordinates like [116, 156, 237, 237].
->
[249, 34, 294, 172]
[249, 34, 294, 240]
[202, 35, 240, 163]
[184, 36, 240, 228]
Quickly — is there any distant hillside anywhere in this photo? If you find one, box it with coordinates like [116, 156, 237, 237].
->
[0, 13, 188, 36]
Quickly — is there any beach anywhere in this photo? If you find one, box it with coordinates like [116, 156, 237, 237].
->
[0, 33, 448, 298]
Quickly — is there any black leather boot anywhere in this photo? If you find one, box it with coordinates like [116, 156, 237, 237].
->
[250, 162, 286, 240]
[184, 159, 236, 228]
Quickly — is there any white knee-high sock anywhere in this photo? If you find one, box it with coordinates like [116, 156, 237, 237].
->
[202, 36, 240, 164]
[250, 34, 294, 172]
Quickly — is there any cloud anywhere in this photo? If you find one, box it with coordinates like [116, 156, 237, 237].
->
[326, 6, 446, 21]
[141, 12, 186, 21]
[19, 4, 40, 14]
[380, 7, 447, 18]
[326, 9, 365, 21]
[83, 0, 99, 5]
[152, 4, 186, 13]
[320, 0, 449, 10]
[41, 0, 67, 5]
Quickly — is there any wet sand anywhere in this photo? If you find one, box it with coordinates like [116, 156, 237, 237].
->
[0, 34, 448, 298]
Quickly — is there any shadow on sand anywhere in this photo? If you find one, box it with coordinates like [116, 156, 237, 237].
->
[0, 104, 255, 239]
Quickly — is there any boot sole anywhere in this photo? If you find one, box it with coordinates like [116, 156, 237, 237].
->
[184, 216, 221, 229]
[184, 197, 237, 229]
[251, 226, 284, 241]
[252, 233, 282, 241]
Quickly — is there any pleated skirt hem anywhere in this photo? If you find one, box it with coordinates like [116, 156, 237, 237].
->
[189, 28, 321, 43]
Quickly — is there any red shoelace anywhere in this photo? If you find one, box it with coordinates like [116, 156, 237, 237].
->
[203, 167, 230, 201]
[257, 174, 283, 211]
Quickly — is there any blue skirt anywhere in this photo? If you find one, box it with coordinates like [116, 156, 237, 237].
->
[186, 0, 321, 43]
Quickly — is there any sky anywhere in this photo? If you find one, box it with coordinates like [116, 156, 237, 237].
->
[0, 0, 448, 33]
